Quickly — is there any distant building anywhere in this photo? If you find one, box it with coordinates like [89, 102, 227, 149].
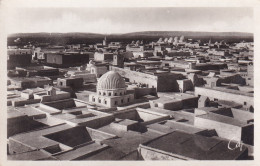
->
[67, 44, 81, 50]
[132, 51, 154, 58]
[67, 70, 97, 83]
[235, 42, 253, 49]
[32, 47, 45, 61]
[176, 79, 194, 92]
[89, 62, 108, 78]
[8, 46, 18, 49]
[57, 77, 84, 89]
[94, 52, 114, 62]
[41, 46, 65, 52]
[195, 63, 227, 71]
[124, 62, 145, 71]
[16, 66, 59, 77]
[154, 46, 165, 53]
[185, 43, 200, 48]
[187, 73, 204, 87]
[112, 54, 124, 68]
[7, 49, 33, 69]
[9, 77, 52, 89]
[203, 77, 222, 88]
[121, 51, 134, 60]
[46, 52, 89, 67]
[161, 60, 195, 69]
[207, 49, 231, 60]
[108, 42, 122, 49]
[126, 45, 144, 52]
[136, 60, 161, 67]
[246, 64, 254, 86]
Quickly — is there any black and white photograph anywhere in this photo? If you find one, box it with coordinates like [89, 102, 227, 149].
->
[0, 0, 259, 164]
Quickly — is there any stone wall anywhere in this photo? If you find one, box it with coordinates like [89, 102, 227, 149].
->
[111, 67, 180, 92]
[195, 87, 253, 109]
[134, 88, 157, 99]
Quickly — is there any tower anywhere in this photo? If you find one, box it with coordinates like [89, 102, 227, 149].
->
[103, 36, 107, 46]
[113, 54, 124, 68]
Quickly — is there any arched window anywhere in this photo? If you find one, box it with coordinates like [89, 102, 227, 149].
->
[108, 92, 111, 96]
[92, 97, 95, 102]
[103, 92, 106, 96]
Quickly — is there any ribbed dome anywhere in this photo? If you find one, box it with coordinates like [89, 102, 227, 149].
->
[97, 71, 125, 90]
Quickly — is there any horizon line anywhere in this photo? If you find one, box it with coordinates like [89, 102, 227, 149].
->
[8, 30, 254, 36]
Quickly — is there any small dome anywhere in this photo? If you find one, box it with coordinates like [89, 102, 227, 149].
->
[97, 71, 125, 90]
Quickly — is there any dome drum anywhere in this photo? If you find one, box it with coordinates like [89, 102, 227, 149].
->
[98, 89, 126, 97]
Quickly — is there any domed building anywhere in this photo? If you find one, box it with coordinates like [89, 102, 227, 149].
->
[89, 71, 135, 108]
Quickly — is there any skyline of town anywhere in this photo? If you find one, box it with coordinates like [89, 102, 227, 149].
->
[6, 33, 254, 160]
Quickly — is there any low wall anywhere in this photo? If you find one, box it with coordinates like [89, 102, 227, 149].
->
[194, 116, 242, 142]
[195, 87, 254, 108]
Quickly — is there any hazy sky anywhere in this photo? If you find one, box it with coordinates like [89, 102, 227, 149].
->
[6, 7, 253, 34]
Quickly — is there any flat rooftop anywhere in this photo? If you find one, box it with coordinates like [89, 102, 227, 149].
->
[158, 92, 197, 100]
[196, 112, 247, 127]
[17, 66, 57, 70]
[141, 131, 248, 160]
[10, 77, 51, 82]
[101, 130, 161, 155]
[196, 86, 254, 97]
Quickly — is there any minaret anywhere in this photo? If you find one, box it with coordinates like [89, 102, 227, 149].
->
[103, 36, 107, 46]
